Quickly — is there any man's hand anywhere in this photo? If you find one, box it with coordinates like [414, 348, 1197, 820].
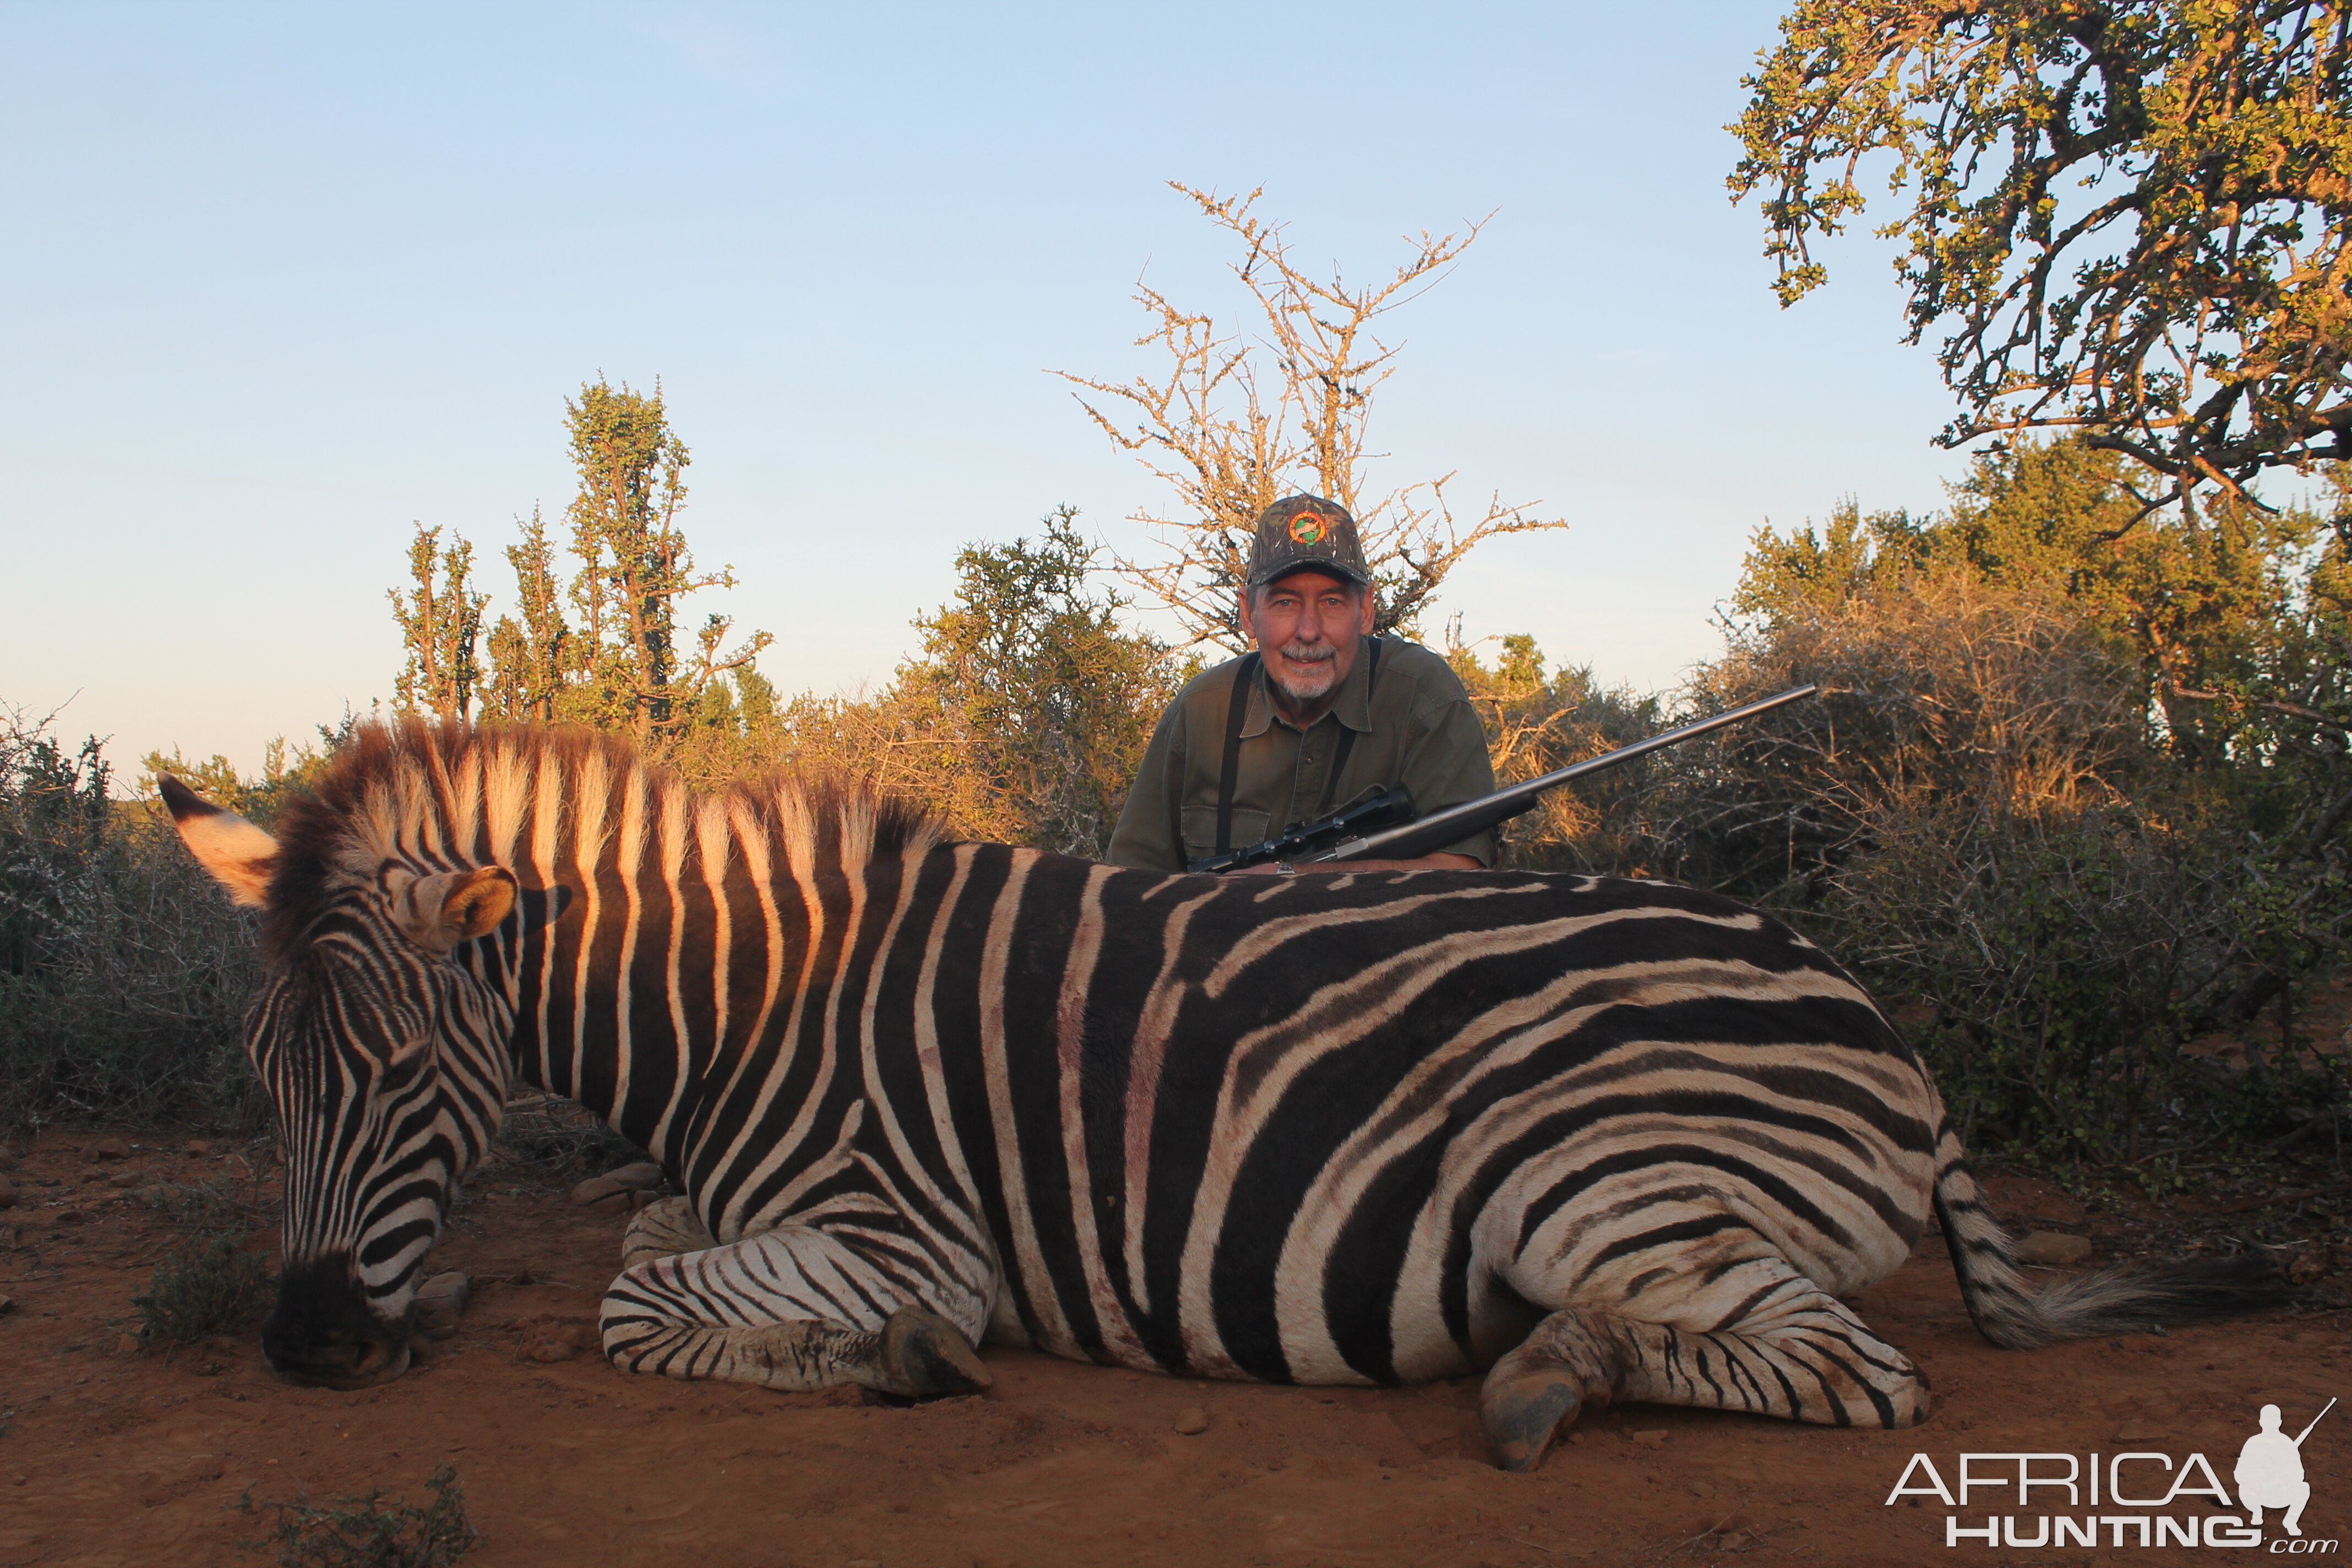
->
[1229, 852, 1482, 876]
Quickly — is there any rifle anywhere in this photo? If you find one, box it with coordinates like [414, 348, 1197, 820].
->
[1188, 684, 1818, 874]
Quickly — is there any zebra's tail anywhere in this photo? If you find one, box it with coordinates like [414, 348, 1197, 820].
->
[1931, 1120, 2291, 1350]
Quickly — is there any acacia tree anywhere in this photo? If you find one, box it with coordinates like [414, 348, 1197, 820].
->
[1732, 1, 2352, 525]
[388, 524, 486, 720]
[1058, 184, 1562, 651]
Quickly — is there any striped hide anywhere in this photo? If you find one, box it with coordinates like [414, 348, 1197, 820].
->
[162, 720, 2283, 1468]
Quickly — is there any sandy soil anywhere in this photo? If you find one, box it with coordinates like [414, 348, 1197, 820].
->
[0, 1133, 2344, 1568]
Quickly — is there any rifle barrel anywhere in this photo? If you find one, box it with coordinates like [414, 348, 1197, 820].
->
[2294, 1397, 2336, 1446]
[1300, 683, 1819, 865]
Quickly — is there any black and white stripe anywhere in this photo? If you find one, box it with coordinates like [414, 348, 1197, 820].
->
[165, 721, 2282, 1456]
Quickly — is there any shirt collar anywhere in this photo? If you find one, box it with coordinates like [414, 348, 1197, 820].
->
[1242, 635, 1378, 737]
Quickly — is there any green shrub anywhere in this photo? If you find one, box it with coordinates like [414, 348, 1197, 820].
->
[240, 1463, 481, 1568]
[131, 1236, 273, 1345]
[0, 708, 260, 1130]
[130, 1173, 268, 1237]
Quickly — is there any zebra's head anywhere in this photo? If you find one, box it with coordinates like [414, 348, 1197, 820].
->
[161, 773, 562, 1390]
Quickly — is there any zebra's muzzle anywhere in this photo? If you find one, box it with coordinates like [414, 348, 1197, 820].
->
[262, 1254, 415, 1390]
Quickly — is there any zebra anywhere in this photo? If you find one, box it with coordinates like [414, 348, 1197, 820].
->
[160, 719, 2280, 1471]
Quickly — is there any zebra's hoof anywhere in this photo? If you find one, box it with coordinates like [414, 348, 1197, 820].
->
[881, 1305, 991, 1396]
[1481, 1369, 1584, 1473]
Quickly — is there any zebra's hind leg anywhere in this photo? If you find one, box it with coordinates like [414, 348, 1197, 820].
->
[598, 1224, 990, 1398]
[1480, 1279, 1929, 1472]
[619, 1195, 717, 1271]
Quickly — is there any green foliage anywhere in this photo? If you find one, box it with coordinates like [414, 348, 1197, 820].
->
[1646, 439, 2352, 1159]
[1732, 0, 2352, 505]
[478, 506, 570, 724]
[1, 711, 262, 1129]
[894, 507, 1194, 855]
[132, 1235, 273, 1344]
[738, 510, 1194, 855]
[1444, 628, 1662, 873]
[140, 714, 360, 830]
[389, 526, 486, 721]
[469, 379, 772, 752]
[131, 1173, 266, 1237]
[239, 1463, 481, 1568]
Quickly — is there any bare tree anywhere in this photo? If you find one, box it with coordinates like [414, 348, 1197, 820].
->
[1057, 184, 1564, 651]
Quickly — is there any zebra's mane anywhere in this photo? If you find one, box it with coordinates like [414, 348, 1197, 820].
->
[259, 717, 946, 962]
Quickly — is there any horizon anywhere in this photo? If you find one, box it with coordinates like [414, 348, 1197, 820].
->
[6, 2, 1996, 778]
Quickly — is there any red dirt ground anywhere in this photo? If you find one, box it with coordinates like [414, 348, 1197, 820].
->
[1, 1134, 2344, 1568]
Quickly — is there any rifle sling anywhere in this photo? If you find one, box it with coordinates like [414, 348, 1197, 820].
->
[1314, 637, 1380, 818]
[1212, 653, 1261, 856]
[1213, 638, 1383, 856]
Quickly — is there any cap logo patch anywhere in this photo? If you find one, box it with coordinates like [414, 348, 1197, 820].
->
[1287, 511, 1327, 546]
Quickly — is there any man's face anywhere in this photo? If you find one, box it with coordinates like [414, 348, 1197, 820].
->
[1240, 569, 1376, 707]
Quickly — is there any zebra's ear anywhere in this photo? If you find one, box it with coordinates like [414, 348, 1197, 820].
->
[389, 865, 518, 956]
[159, 774, 279, 908]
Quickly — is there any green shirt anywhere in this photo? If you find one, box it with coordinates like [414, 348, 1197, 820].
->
[1106, 635, 1498, 872]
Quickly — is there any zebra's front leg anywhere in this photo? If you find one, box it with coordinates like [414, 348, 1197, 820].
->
[598, 1222, 991, 1397]
[1480, 1279, 1928, 1472]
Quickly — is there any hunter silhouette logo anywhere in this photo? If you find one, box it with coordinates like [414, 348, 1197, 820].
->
[1287, 510, 1327, 545]
[2241, 1399, 2334, 1538]
[1883, 1397, 2337, 1550]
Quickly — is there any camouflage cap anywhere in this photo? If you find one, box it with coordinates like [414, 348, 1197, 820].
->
[1246, 495, 1372, 589]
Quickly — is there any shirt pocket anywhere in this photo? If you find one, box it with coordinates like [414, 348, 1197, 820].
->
[1181, 805, 1271, 864]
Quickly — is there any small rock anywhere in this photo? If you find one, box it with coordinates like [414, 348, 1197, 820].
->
[1632, 1429, 1669, 1451]
[1173, 1407, 1209, 1435]
[2286, 1245, 2337, 1286]
[0, 1175, 15, 1210]
[184, 1140, 211, 1157]
[569, 1175, 627, 1207]
[53, 1210, 88, 1226]
[93, 1138, 129, 1161]
[554, 1321, 602, 1351]
[108, 1171, 140, 1189]
[81, 1168, 110, 1184]
[1718, 1532, 1749, 1550]
[0, 1294, 13, 1316]
[412, 1272, 471, 1341]
[116, 1333, 142, 1355]
[526, 1337, 576, 1363]
[1691, 1479, 1716, 1498]
[2014, 1231, 2094, 1266]
[603, 1162, 665, 1192]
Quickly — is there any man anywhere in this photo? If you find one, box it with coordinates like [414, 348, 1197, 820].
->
[1107, 494, 1497, 875]
[2235, 1402, 2318, 1537]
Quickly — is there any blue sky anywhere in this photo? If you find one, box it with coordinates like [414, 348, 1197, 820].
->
[1, 2, 1977, 776]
